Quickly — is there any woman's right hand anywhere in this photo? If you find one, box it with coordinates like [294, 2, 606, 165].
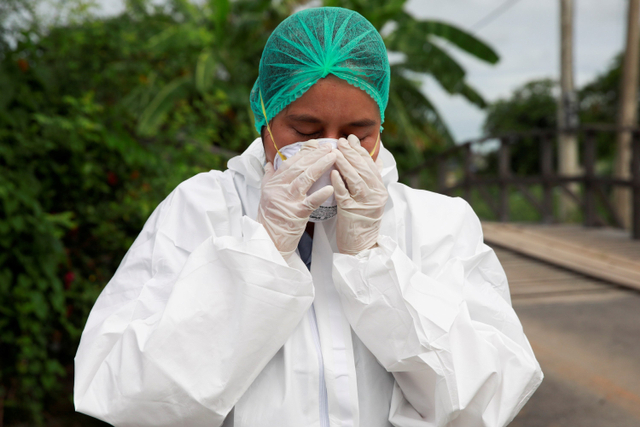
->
[257, 140, 336, 259]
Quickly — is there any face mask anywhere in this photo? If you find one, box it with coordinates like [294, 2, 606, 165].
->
[273, 138, 338, 222]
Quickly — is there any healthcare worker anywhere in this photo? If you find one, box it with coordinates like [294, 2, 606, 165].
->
[74, 7, 542, 427]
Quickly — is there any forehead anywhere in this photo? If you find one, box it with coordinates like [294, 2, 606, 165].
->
[282, 75, 380, 123]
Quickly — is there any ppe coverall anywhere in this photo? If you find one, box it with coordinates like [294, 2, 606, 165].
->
[74, 140, 543, 427]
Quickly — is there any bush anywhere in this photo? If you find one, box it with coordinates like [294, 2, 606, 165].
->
[0, 8, 227, 424]
[0, 0, 498, 423]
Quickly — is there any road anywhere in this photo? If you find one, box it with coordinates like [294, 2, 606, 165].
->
[496, 247, 640, 427]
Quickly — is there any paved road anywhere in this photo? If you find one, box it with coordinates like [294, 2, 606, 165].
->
[495, 247, 640, 427]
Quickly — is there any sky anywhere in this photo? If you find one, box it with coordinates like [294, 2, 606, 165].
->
[96, 0, 629, 142]
[405, 0, 628, 142]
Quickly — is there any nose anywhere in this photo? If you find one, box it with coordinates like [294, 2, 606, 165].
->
[324, 130, 346, 141]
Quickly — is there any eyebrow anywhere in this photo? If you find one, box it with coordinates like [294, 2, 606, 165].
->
[348, 119, 377, 127]
[286, 114, 376, 127]
[286, 114, 322, 124]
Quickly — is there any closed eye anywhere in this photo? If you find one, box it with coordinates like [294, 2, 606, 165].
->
[294, 129, 321, 137]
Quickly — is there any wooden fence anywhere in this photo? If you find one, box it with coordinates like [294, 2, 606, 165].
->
[401, 125, 640, 239]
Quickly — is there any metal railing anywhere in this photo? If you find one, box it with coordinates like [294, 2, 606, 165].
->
[401, 125, 640, 239]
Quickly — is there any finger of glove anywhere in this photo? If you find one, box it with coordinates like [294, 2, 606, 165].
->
[261, 162, 277, 192]
[256, 204, 301, 256]
[343, 141, 385, 197]
[375, 156, 384, 174]
[290, 152, 336, 195]
[274, 139, 319, 174]
[281, 144, 332, 183]
[334, 150, 368, 198]
[263, 161, 276, 181]
[347, 134, 380, 169]
[300, 139, 320, 152]
[347, 134, 385, 185]
[303, 185, 334, 212]
[331, 169, 351, 205]
[338, 137, 379, 184]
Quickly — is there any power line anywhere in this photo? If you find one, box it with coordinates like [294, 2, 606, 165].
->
[471, 0, 525, 32]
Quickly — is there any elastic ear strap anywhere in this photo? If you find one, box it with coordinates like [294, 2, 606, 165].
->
[369, 133, 380, 157]
[260, 91, 286, 161]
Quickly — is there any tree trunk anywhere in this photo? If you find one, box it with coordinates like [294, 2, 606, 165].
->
[614, 0, 640, 229]
[558, 0, 580, 221]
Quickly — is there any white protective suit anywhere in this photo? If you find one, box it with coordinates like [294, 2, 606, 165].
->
[74, 139, 543, 427]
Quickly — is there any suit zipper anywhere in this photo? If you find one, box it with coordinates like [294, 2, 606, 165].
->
[309, 305, 330, 427]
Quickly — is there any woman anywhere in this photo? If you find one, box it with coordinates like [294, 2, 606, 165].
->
[74, 7, 542, 427]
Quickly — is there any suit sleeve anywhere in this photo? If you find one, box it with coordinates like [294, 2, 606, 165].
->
[74, 172, 314, 427]
[332, 197, 543, 427]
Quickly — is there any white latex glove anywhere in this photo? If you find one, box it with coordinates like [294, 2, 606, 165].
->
[257, 141, 336, 259]
[331, 135, 388, 255]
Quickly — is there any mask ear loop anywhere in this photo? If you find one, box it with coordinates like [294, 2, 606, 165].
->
[369, 133, 380, 157]
[260, 90, 286, 162]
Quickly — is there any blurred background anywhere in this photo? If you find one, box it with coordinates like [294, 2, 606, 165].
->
[1, 0, 640, 426]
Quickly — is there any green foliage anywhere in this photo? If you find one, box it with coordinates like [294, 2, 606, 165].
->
[580, 54, 623, 124]
[484, 79, 558, 134]
[0, 2, 223, 424]
[0, 0, 500, 424]
[483, 79, 557, 175]
[579, 53, 626, 169]
[131, 0, 301, 148]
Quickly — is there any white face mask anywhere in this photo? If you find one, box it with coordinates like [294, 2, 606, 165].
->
[273, 138, 338, 222]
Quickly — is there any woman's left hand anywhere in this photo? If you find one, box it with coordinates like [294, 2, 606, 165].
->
[331, 135, 388, 255]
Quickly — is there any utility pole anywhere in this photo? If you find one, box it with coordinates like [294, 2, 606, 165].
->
[614, 0, 640, 229]
[558, 0, 580, 221]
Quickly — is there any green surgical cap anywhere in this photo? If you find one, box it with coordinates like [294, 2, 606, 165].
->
[250, 7, 390, 134]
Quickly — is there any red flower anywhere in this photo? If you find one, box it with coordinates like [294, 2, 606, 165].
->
[64, 271, 75, 290]
[17, 58, 29, 72]
[107, 171, 118, 185]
